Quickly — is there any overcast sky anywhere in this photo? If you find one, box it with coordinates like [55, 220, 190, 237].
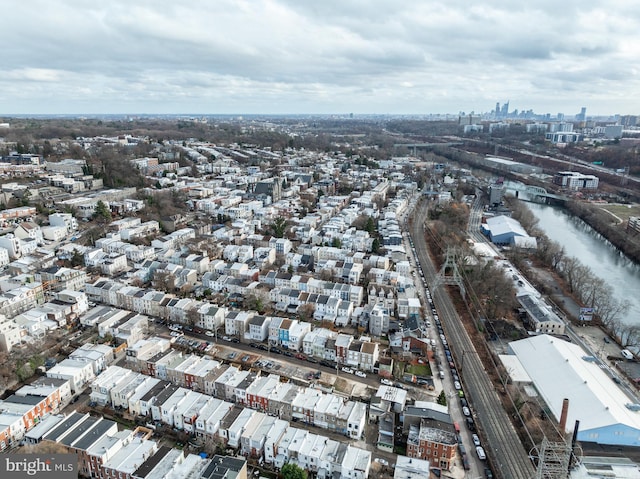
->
[1, 0, 639, 116]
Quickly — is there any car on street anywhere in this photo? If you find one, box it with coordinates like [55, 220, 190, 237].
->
[380, 378, 393, 386]
[205, 331, 215, 337]
[472, 434, 481, 446]
[374, 458, 389, 466]
[341, 367, 354, 374]
[476, 446, 487, 460]
[355, 371, 367, 378]
[462, 406, 471, 417]
[454, 381, 461, 390]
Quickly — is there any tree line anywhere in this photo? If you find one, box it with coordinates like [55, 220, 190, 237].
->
[509, 198, 636, 347]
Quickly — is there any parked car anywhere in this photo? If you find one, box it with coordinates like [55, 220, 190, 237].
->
[462, 406, 471, 417]
[355, 371, 367, 378]
[374, 458, 389, 466]
[472, 434, 481, 446]
[476, 446, 487, 460]
[341, 367, 354, 374]
[454, 381, 461, 390]
[380, 378, 393, 386]
[205, 331, 215, 337]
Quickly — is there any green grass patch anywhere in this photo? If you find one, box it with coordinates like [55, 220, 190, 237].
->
[406, 364, 432, 377]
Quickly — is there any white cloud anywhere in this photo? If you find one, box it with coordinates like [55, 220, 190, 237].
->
[0, 0, 639, 114]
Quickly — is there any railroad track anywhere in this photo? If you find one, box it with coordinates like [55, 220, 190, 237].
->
[410, 199, 535, 479]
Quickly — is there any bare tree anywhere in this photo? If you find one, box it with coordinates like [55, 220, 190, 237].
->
[185, 306, 201, 328]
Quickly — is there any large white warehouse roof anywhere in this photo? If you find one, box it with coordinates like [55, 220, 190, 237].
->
[509, 334, 640, 446]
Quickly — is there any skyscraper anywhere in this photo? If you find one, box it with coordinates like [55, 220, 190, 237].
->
[501, 101, 509, 118]
[576, 107, 587, 122]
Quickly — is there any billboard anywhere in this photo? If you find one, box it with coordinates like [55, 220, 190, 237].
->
[579, 307, 594, 321]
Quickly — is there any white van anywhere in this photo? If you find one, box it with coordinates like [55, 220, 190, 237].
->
[621, 349, 634, 360]
[476, 446, 487, 460]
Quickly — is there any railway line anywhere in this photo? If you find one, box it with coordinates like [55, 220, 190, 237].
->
[410, 198, 535, 479]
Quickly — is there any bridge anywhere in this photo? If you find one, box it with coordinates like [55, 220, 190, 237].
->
[507, 183, 569, 205]
[393, 142, 462, 155]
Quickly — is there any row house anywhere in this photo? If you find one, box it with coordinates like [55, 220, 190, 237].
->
[242, 414, 277, 458]
[138, 381, 174, 417]
[247, 315, 271, 342]
[168, 252, 210, 275]
[124, 244, 156, 263]
[224, 310, 255, 337]
[0, 378, 71, 448]
[100, 436, 159, 479]
[346, 339, 380, 372]
[339, 229, 373, 254]
[119, 220, 160, 241]
[195, 398, 234, 439]
[0, 282, 45, 319]
[269, 237, 292, 255]
[226, 408, 255, 448]
[245, 375, 281, 412]
[70, 343, 115, 375]
[91, 366, 136, 406]
[170, 356, 220, 391]
[368, 284, 396, 311]
[313, 394, 342, 431]
[223, 244, 253, 263]
[366, 303, 391, 337]
[85, 278, 124, 305]
[111, 373, 151, 410]
[109, 217, 141, 232]
[196, 304, 226, 331]
[335, 334, 353, 364]
[267, 317, 311, 351]
[126, 337, 172, 371]
[302, 328, 338, 358]
[47, 358, 95, 394]
[254, 247, 276, 267]
[154, 350, 185, 381]
[127, 377, 162, 416]
[170, 390, 208, 431]
[151, 228, 196, 251]
[397, 297, 422, 320]
[406, 423, 457, 470]
[291, 387, 322, 424]
[154, 387, 190, 427]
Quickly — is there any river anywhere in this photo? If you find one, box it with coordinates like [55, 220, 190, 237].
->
[522, 201, 640, 325]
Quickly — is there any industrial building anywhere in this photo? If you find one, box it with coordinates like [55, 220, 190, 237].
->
[508, 334, 640, 446]
[481, 215, 537, 248]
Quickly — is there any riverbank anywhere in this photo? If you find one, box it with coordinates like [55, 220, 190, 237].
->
[565, 199, 640, 266]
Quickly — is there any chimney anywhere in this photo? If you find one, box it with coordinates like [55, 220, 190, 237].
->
[559, 398, 569, 434]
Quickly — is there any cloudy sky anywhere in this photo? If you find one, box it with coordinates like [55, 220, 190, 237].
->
[1, 0, 639, 116]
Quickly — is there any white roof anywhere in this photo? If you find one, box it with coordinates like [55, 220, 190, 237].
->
[498, 354, 532, 383]
[485, 215, 528, 238]
[509, 334, 640, 434]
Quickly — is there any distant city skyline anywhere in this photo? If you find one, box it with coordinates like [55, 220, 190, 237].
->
[1, 1, 638, 116]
